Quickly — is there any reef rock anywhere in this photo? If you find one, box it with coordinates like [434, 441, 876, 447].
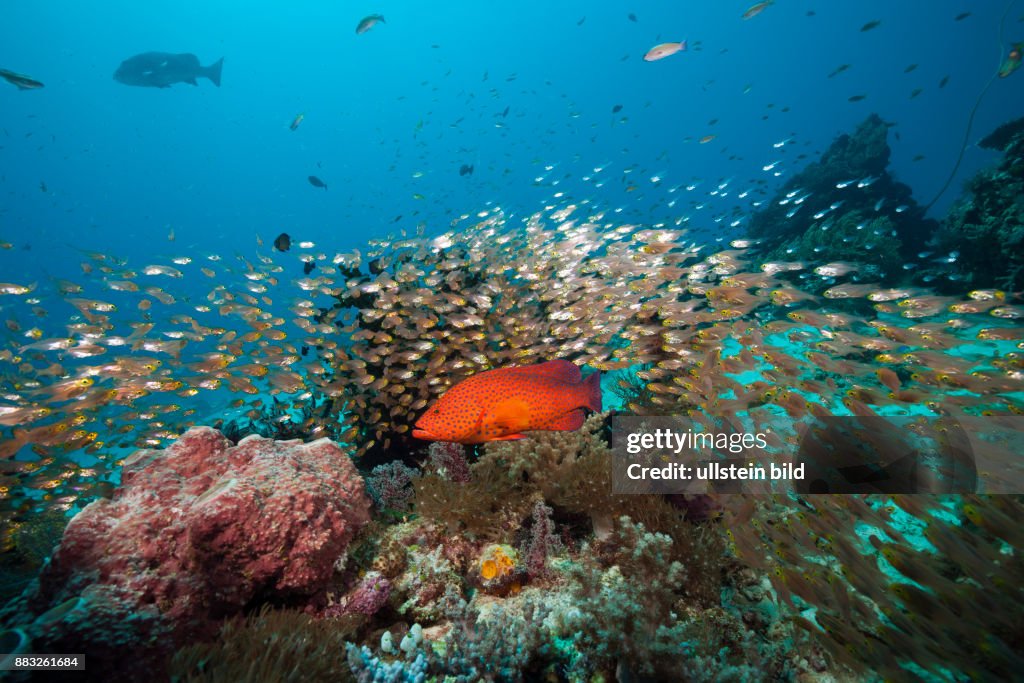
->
[978, 115, 1024, 153]
[10, 427, 371, 679]
[927, 118, 1024, 291]
[747, 114, 935, 280]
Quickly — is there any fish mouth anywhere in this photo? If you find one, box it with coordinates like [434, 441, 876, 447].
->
[411, 427, 437, 441]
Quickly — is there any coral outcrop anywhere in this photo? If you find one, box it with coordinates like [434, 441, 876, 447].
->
[747, 114, 935, 281]
[4, 427, 371, 680]
[926, 116, 1024, 291]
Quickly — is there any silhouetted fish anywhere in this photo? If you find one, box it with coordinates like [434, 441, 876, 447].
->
[459, 164, 474, 177]
[0, 68, 44, 90]
[303, 261, 316, 275]
[273, 233, 291, 252]
[308, 176, 327, 190]
[114, 53, 223, 88]
[356, 14, 385, 34]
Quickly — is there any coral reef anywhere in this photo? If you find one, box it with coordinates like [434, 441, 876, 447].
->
[555, 517, 693, 678]
[414, 413, 726, 604]
[926, 116, 1024, 291]
[0, 508, 67, 604]
[341, 572, 392, 617]
[426, 441, 470, 483]
[366, 461, 418, 513]
[521, 500, 559, 580]
[979, 114, 1024, 152]
[1, 427, 370, 681]
[171, 605, 360, 683]
[746, 114, 935, 282]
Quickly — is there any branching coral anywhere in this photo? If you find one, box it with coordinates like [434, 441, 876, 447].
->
[553, 517, 694, 679]
[392, 544, 465, 622]
[522, 500, 559, 580]
[426, 441, 470, 483]
[441, 593, 559, 681]
[366, 461, 418, 513]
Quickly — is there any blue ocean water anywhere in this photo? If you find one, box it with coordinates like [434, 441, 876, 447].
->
[2, 3, 1024, 681]
[2, 1, 1022, 281]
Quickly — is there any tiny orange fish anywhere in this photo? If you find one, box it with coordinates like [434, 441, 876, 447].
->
[412, 360, 602, 444]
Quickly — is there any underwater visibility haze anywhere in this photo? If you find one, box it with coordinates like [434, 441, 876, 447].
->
[1, 1, 1023, 681]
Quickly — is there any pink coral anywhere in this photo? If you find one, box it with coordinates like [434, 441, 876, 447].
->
[428, 441, 470, 483]
[523, 500, 560, 579]
[30, 427, 371, 651]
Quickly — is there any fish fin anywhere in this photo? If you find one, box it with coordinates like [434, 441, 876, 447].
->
[488, 433, 526, 441]
[581, 371, 602, 413]
[544, 409, 585, 432]
[510, 359, 581, 383]
[206, 57, 224, 87]
[487, 398, 532, 433]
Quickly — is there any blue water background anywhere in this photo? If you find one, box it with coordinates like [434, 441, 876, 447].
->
[2, 0, 1022, 309]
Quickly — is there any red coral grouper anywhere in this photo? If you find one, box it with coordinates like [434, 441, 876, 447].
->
[412, 360, 602, 444]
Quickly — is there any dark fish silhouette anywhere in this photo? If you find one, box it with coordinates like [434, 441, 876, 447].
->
[303, 261, 316, 275]
[273, 233, 291, 252]
[0, 68, 44, 90]
[612, 104, 623, 113]
[114, 53, 223, 88]
[308, 175, 327, 190]
[459, 164, 474, 177]
[356, 14, 385, 34]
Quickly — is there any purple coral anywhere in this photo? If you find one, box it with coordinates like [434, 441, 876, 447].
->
[428, 441, 470, 483]
[345, 572, 391, 616]
[366, 461, 418, 512]
[524, 500, 560, 579]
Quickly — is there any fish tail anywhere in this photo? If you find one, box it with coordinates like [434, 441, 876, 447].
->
[206, 57, 224, 87]
[581, 371, 602, 413]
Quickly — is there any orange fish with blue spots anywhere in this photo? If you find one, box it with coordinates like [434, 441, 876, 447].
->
[412, 360, 602, 444]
